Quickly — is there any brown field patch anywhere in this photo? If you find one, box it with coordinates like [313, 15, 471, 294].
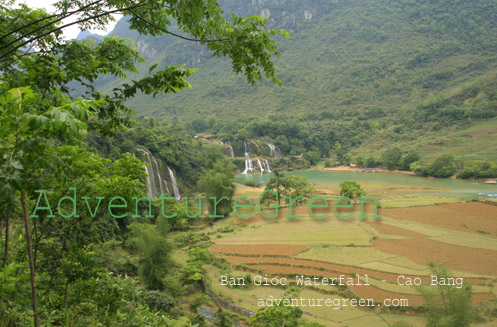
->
[224, 256, 490, 286]
[374, 238, 497, 276]
[442, 202, 497, 221]
[350, 284, 494, 307]
[246, 264, 494, 307]
[210, 244, 307, 256]
[381, 202, 497, 235]
[369, 222, 427, 238]
[244, 264, 494, 306]
[235, 202, 380, 223]
[227, 256, 419, 283]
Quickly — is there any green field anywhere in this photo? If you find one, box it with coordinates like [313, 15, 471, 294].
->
[206, 171, 497, 326]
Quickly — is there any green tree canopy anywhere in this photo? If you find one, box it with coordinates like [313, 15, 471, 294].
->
[381, 147, 403, 170]
[418, 264, 477, 327]
[198, 156, 236, 218]
[339, 181, 367, 203]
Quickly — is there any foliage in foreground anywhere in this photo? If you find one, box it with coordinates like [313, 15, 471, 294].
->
[418, 264, 477, 327]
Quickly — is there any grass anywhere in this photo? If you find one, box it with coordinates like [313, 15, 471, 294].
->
[380, 196, 462, 208]
[295, 246, 395, 266]
[356, 118, 497, 161]
[430, 232, 497, 251]
[214, 218, 372, 246]
[206, 174, 497, 326]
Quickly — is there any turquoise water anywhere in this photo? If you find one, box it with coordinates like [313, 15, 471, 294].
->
[236, 170, 497, 198]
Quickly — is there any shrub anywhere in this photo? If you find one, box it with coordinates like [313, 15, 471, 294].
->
[244, 179, 261, 187]
[141, 290, 177, 312]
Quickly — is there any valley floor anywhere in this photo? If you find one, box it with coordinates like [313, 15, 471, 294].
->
[205, 176, 497, 326]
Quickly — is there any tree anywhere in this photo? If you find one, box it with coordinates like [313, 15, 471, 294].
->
[339, 181, 367, 203]
[339, 153, 351, 166]
[304, 151, 321, 166]
[1, 1, 286, 325]
[0, 87, 100, 326]
[275, 135, 290, 153]
[180, 247, 210, 283]
[283, 175, 315, 204]
[418, 264, 477, 327]
[410, 161, 426, 176]
[381, 147, 403, 170]
[190, 118, 208, 133]
[251, 304, 303, 327]
[354, 154, 367, 167]
[264, 169, 286, 206]
[428, 154, 458, 178]
[399, 151, 420, 171]
[1, 0, 286, 88]
[365, 155, 379, 168]
[410, 154, 459, 178]
[126, 222, 175, 290]
[198, 158, 236, 218]
[458, 160, 497, 179]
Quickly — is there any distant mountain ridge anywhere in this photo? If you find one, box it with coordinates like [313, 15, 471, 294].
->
[81, 0, 497, 121]
[76, 30, 104, 41]
[76, 0, 497, 161]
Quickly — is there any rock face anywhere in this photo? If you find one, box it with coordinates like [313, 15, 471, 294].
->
[77, 0, 327, 65]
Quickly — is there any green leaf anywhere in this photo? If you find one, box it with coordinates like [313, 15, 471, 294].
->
[280, 29, 290, 38]
[149, 63, 158, 73]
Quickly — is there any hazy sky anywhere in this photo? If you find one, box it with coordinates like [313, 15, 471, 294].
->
[14, 0, 120, 39]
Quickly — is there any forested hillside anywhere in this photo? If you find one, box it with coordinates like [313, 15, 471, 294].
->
[83, 0, 497, 163]
[2, 1, 497, 326]
[92, 0, 497, 121]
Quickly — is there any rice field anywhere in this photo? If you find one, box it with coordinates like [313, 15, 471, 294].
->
[206, 172, 497, 326]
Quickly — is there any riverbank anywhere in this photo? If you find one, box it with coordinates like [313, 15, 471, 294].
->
[315, 165, 416, 175]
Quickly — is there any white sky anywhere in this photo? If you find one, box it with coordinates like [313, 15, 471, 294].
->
[14, 0, 119, 39]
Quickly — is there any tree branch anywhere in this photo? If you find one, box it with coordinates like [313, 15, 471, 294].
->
[2, 208, 9, 267]
[128, 8, 232, 43]
[0, 0, 106, 49]
[0, 2, 148, 62]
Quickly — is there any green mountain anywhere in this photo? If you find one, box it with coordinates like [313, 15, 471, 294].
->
[88, 0, 497, 162]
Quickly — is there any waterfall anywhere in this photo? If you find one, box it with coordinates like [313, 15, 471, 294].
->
[139, 150, 154, 198]
[138, 148, 166, 198]
[244, 141, 250, 158]
[263, 159, 272, 173]
[167, 166, 181, 200]
[242, 159, 255, 174]
[225, 144, 234, 158]
[151, 155, 166, 196]
[242, 159, 271, 174]
[256, 158, 264, 174]
[137, 148, 175, 199]
[267, 143, 281, 159]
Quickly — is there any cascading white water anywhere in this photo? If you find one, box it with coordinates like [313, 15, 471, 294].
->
[256, 158, 264, 174]
[225, 144, 234, 158]
[137, 149, 157, 198]
[137, 148, 174, 199]
[244, 141, 250, 158]
[267, 143, 281, 159]
[242, 158, 271, 174]
[150, 155, 164, 196]
[140, 154, 154, 198]
[167, 166, 181, 200]
[263, 159, 272, 173]
[242, 159, 254, 174]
